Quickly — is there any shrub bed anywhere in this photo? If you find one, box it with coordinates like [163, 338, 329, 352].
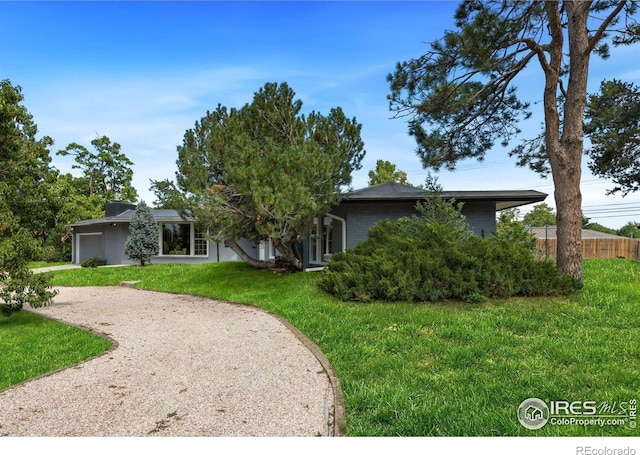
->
[318, 218, 581, 303]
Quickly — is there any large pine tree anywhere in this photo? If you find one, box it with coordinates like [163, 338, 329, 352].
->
[387, 1, 640, 280]
[161, 82, 365, 271]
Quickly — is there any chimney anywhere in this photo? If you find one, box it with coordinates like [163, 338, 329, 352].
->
[105, 201, 137, 217]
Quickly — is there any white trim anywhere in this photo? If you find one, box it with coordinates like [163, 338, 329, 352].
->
[309, 214, 346, 265]
[75, 232, 103, 264]
[316, 217, 323, 263]
[263, 238, 277, 260]
[193, 229, 208, 256]
[325, 213, 346, 253]
[269, 240, 277, 260]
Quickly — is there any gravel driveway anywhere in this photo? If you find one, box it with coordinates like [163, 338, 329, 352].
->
[0, 286, 344, 437]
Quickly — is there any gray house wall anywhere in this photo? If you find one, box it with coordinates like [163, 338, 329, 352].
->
[461, 202, 496, 237]
[332, 201, 416, 250]
[330, 200, 497, 251]
[150, 238, 258, 265]
[73, 223, 131, 265]
[72, 222, 259, 266]
[105, 224, 129, 264]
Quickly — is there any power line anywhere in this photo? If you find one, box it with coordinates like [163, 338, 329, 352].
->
[583, 201, 640, 209]
[582, 202, 640, 215]
[583, 209, 640, 215]
[585, 214, 639, 220]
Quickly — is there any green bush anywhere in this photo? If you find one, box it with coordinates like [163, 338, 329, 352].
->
[80, 257, 107, 268]
[1, 230, 58, 315]
[318, 214, 581, 304]
[41, 244, 72, 263]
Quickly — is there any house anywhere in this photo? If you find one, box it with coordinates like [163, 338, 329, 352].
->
[70, 201, 258, 266]
[70, 182, 547, 268]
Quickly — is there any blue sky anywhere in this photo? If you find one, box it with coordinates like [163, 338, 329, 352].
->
[2, 1, 639, 228]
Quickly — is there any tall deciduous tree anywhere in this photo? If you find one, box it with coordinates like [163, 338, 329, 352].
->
[583, 220, 617, 235]
[523, 203, 557, 227]
[617, 221, 640, 238]
[167, 82, 365, 271]
[57, 135, 138, 203]
[368, 159, 410, 186]
[33, 171, 106, 262]
[149, 179, 186, 209]
[0, 80, 58, 314]
[584, 79, 640, 196]
[124, 201, 159, 266]
[387, 1, 640, 280]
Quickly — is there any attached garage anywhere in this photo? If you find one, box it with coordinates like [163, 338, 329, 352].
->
[75, 232, 103, 264]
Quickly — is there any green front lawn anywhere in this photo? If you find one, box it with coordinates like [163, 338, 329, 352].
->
[0, 311, 112, 390]
[2, 259, 638, 436]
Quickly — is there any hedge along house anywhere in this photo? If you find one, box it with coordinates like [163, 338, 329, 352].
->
[70, 183, 547, 268]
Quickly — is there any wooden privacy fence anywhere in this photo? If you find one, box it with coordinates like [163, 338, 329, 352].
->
[536, 238, 640, 260]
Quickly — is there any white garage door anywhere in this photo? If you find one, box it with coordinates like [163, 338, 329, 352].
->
[77, 233, 103, 263]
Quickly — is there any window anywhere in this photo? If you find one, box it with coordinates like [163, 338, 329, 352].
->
[160, 223, 208, 256]
[194, 230, 208, 256]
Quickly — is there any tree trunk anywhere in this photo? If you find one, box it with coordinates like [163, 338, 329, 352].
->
[555, 3, 590, 280]
[543, 2, 588, 280]
[224, 239, 274, 270]
[271, 237, 303, 271]
[552, 155, 583, 279]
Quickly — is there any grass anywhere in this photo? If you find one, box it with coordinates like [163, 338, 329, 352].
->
[0, 311, 112, 390]
[3, 259, 638, 436]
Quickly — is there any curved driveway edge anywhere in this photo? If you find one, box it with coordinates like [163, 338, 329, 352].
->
[0, 286, 345, 437]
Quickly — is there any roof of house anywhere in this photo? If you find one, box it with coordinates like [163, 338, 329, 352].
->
[528, 226, 630, 240]
[71, 182, 547, 227]
[343, 182, 548, 210]
[70, 209, 188, 227]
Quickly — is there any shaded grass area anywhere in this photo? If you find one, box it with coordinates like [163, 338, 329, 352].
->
[0, 311, 112, 390]
[41, 259, 640, 436]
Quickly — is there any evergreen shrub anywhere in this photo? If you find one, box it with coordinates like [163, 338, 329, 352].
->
[318, 201, 581, 303]
[124, 201, 159, 266]
[80, 257, 107, 268]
